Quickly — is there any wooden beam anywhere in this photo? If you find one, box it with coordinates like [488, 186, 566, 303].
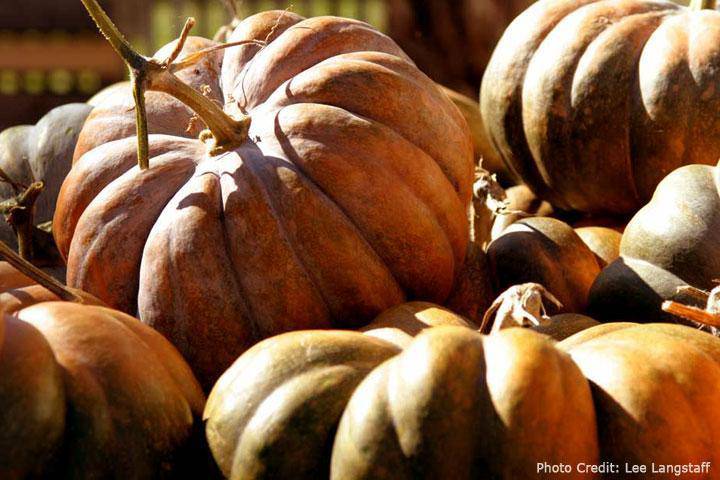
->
[0, 35, 125, 80]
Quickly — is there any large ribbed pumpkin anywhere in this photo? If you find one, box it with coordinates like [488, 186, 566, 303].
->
[481, 0, 720, 214]
[55, 7, 474, 387]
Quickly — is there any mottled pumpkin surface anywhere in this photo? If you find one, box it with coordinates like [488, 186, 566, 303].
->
[482, 0, 720, 214]
[0, 264, 207, 479]
[487, 217, 601, 312]
[590, 163, 720, 321]
[561, 323, 720, 469]
[54, 11, 474, 387]
[206, 326, 598, 480]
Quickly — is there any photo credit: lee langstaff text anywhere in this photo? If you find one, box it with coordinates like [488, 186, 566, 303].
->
[537, 462, 712, 476]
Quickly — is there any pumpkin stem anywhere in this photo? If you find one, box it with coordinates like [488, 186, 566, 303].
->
[0, 181, 44, 261]
[479, 283, 563, 334]
[663, 285, 720, 334]
[80, 0, 251, 169]
[690, 0, 717, 10]
[0, 241, 83, 303]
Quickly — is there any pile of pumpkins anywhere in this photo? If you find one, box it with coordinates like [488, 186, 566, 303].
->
[2, 0, 720, 477]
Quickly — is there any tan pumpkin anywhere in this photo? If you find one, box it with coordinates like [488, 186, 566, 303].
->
[481, 0, 720, 214]
[487, 217, 601, 312]
[0, 243, 211, 479]
[56, 3, 474, 388]
[205, 303, 720, 478]
[206, 326, 598, 479]
[559, 322, 720, 468]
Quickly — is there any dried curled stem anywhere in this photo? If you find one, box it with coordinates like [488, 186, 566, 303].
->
[663, 285, 720, 334]
[0, 240, 83, 303]
[473, 164, 528, 218]
[690, 0, 717, 11]
[80, 0, 251, 169]
[480, 283, 563, 334]
[0, 181, 44, 260]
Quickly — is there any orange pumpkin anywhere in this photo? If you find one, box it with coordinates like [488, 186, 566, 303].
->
[0, 243, 211, 478]
[481, 0, 720, 214]
[56, 3, 474, 387]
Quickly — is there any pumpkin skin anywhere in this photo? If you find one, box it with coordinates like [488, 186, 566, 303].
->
[487, 217, 601, 312]
[206, 326, 599, 480]
[481, 0, 720, 214]
[438, 86, 510, 182]
[490, 185, 623, 267]
[574, 227, 622, 268]
[531, 313, 600, 341]
[0, 265, 208, 479]
[589, 163, 720, 321]
[361, 300, 474, 347]
[0, 103, 93, 248]
[559, 323, 720, 468]
[207, 312, 720, 478]
[54, 11, 474, 388]
[203, 330, 401, 480]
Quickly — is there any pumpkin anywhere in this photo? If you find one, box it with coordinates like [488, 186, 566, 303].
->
[438, 86, 510, 182]
[0, 243, 212, 479]
[481, 0, 720, 214]
[56, 3, 474, 388]
[388, 0, 534, 95]
[491, 184, 624, 267]
[487, 217, 601, 312]
[0, 103, 92, 254]
[206, 300, 720, 479]
[360, 300, 474, 347]
[559, 322, 720, 468]
[205, 326, 598, 479]
[589, 162, 720, 321]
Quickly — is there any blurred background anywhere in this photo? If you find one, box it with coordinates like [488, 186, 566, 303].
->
[0, 0, 533, 129]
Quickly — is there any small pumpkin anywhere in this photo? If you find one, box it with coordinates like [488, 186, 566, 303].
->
[56, 3, 474, 388]
[0, 243, 211, 479]
[491, 184, 624, 267]
[487, 217, 601, 312]
[481, 0, 720, 214]
[361, 300, 474, 348]
[589, 162, 720, 321]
